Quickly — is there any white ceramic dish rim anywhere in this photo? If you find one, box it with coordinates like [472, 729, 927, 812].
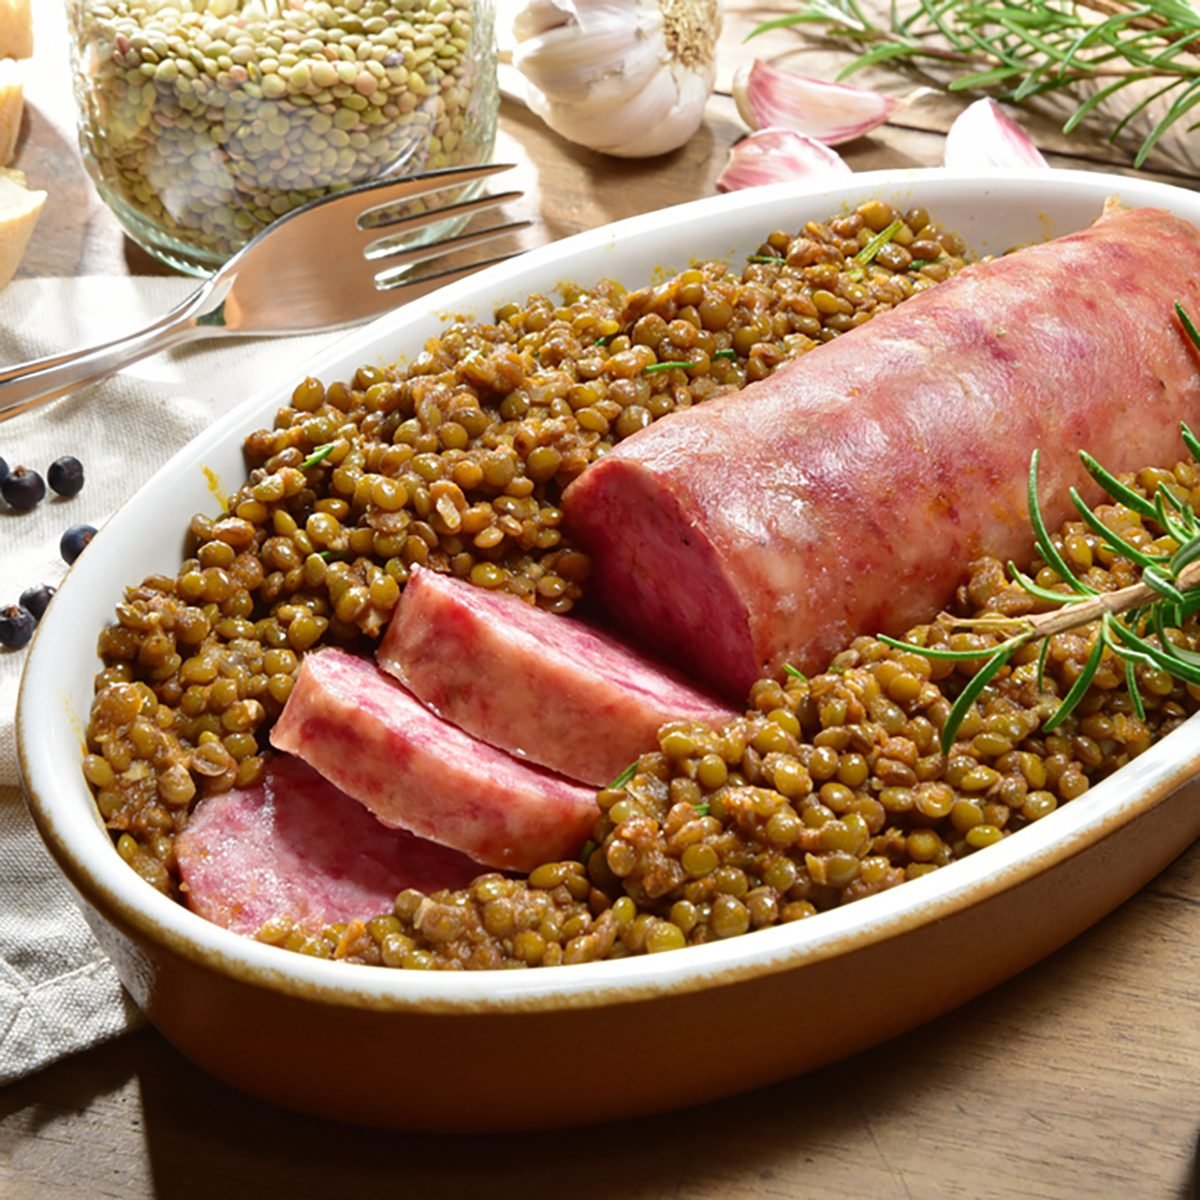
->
[18, 166, 1200, 1014]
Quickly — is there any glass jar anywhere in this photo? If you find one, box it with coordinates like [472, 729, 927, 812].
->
[65, 0, 498, 275]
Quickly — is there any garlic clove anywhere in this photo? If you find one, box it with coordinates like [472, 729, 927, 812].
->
[526, 59, 710, 158]
[943, 98, 1048, 169]
[512, 0, 575, 39]
[512, 0, 721, 158]
[716, 128, 851, 192]
[598, 65, 714, 157]
[519, 39, 662, 104]
[732, 61, 899, 146]
[511, 0, 657, 100]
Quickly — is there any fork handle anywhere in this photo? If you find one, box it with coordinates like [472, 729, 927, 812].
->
[0, 281, 222, 422]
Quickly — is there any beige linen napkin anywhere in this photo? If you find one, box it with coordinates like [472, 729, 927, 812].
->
[0, 276, 340, 1084]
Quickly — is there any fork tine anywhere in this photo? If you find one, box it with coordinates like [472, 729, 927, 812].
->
[364, 203, 528, 262]
[348, 161, 516, 215]
[362, 210, 528, 268]
[368, 218, 532, 271]
[271, 162, 517, 236]
[369, 218, 530, 270]
[360, 188, 524, 243]
[374, 248, 528, 295]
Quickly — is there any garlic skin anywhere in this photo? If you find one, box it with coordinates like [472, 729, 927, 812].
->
[512, 0, 721, 158]
[732, 61, 899, 146]
[716, 128, 850, 192]
[943, 98, 1048, 169]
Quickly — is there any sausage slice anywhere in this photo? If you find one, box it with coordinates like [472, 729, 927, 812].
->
[176, 754, 482, 937]
[377, 565, 734, 786]
[270, 648, 599, 871]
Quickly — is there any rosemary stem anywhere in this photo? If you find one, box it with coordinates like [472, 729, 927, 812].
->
[950, 558, 1200, 641]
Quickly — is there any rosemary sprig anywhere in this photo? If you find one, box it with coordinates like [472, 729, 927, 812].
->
[882, 426, 1200, 752]
[752, 0, 1200, 167]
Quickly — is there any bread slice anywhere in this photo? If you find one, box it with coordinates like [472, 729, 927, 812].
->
[0, 62, 22, 163]
[0, 0, 32, 59]
[0, 166, 44, 287]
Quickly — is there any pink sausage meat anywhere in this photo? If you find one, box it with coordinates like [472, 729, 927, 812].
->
[270, 648, 599, 871]
[175, 755, 482, 937]
[562, 206, 1200, 698]
[377, 565, 735, 786]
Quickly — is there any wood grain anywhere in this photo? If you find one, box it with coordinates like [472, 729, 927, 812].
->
[4, 2, 1199, 1197]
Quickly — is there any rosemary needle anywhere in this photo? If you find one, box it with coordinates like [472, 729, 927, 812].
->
[855, 218, 904, 266]
[608, 761, 638, 789]
[299, 442, 335, 470]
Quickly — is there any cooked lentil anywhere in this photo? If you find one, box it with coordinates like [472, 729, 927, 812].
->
[86, 197, 967, 880]
[300, 466, 1196, 969]
[84, 201, 1198, 970]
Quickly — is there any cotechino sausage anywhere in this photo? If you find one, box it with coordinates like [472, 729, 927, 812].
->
[563, 207, 1200, 698]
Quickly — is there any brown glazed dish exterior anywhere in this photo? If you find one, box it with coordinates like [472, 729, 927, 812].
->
[26, 762, 1200, 1131]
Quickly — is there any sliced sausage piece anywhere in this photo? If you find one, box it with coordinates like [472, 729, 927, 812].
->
[175, 754, 482, 937]
[270, 648, 599, 871]
[562, 206, 1200, 699]
[376, 565, 735, 787]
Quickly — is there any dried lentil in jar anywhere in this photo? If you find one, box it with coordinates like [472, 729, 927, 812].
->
[67, 0, 499, 272]
[81, 202, 1197, 971]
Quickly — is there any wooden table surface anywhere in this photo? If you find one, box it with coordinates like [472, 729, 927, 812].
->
[4, 4, 1199, 1198]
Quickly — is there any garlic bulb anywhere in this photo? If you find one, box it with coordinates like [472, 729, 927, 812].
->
[511, 0, 721, 158]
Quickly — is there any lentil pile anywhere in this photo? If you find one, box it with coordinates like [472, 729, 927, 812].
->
[307, 466, 1199, 969]
[82, 199, 1196, 970]
[71, 0, 497, 264]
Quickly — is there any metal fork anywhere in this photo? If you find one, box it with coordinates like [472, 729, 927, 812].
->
[0, 162, 528, 422]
